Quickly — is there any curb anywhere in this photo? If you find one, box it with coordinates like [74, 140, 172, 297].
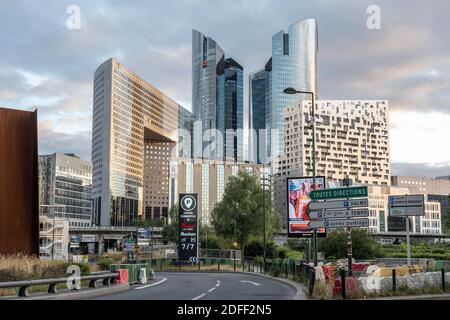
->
[367, 293, 450, 300]
[4, 284, 131, 300]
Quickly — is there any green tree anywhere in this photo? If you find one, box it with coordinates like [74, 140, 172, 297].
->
[162, 204, 179, 245]
[318, 229, 383, 260]
[211, 171, 280, 254]
[443, 194, 450, 234]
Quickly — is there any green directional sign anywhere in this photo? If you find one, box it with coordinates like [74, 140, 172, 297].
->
[310, 186, 368, 200]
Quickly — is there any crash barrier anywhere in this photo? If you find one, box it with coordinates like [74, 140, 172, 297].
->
[0, 272, 118, 297]
[135, 258, 248, 272]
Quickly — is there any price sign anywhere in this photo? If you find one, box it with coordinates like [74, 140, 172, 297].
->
[178, 194, 198, 262]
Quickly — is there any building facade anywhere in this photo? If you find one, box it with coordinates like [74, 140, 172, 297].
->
[249, 59, 272, 164]
[192, 30, 244, 161]
[39, 215, 69, 261]
[274, 100, 390, 222]
[168, 159, 265, 226]
[0, 107, 39, 256]
[269, 19, 318, 159]
[39, 153, 92, 228]
[91, 58, 192, 226]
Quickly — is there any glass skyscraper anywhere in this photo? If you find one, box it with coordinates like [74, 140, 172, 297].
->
[217, 57, 244, 161]
[270, 19, 318, 159]
[192, 30, 244, 161]
[249, 59, 272, 164]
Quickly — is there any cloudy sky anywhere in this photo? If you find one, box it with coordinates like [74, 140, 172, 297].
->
[0, 0, 449, 177]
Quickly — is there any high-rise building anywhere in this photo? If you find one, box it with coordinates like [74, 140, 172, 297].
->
[192, 30, 244, 160]
[168, 158, 265, 226]
[269, 19, 318, 159]
[91, 58, 192, 226]
[0, 106, 39, 256]
[274, 100, 390, 222]
[249, 59, 272, 164]
[39, 153, 92, 228]
[217, 58, 244, 161]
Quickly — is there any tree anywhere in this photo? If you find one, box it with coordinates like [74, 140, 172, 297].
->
[318, 229, 383, 260]
[162, 204, 179, 245]
[211, 171, 280, 254]
[443, 194, 450, 234]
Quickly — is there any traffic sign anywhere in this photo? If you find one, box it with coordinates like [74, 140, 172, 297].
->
[388, 195, 425, 216]
[309, 218, 369, 229]
[310, 208, 369, 220]
[310, 186, 368, 200]
[309, 198, 368, 211]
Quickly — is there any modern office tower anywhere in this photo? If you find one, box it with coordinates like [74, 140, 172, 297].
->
[249, 59, 272, 164]
[217, 57, 244, 161]
[168, 158, 264, 226]
[0, 107, 39, 255]
[192, 30, 244, 160]
[269, 19, 318, 159]
[91, 58, 192, 227]
[39, 153, 92, 228]
[274, 100, 390, 222]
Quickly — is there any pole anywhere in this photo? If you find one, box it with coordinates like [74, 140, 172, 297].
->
[311, 92, 318, 267]
[263, 164, 267, 271]
[406, 216, 411, 266]
[347, 227, 353, 276]
[52, 212, 55, 261]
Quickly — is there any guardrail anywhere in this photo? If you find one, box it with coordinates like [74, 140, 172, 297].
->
[0, 272, 118, 297]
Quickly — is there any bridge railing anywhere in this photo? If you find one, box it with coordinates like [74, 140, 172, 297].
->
[0, 272, 118, 298]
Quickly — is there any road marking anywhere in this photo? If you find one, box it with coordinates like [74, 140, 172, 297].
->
[240, 280, 260, 286]
[192, 293, 207, 300]
[208, 287, 216, 293]
[135, 278, 167, 290]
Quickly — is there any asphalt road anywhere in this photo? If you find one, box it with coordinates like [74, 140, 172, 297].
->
[91, 272, 299, 300]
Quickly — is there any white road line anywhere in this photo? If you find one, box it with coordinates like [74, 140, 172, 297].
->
[240, 280, 261, 286]
[208, 287, 216, 293]
[192, 293, 207, 300]
[135, 278, 168, 290]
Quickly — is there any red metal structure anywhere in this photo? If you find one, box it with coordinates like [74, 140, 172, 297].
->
[0, 107, 39, 255]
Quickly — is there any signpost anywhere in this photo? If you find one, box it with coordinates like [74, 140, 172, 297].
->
[309, 185, 369, 276]
[178, 194, 199, 263]
[310, 208, 369, 220]
[388, 195, 425, 265]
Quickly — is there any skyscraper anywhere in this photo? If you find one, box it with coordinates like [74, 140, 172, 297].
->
[192, 30, 244, 161]
[217, 57, 244, 161]
[269, 19, 318, 160]
[249, 59, 272, 164]
[91, 58, 192, 226]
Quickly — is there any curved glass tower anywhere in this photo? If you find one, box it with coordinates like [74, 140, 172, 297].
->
[270, 19, 318, 159]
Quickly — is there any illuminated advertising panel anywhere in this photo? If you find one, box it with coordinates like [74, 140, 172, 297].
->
[287, 176, 326, 238]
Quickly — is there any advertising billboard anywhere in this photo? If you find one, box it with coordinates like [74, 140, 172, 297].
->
[287, 176, 326, 238]
[178, 193, 199, 262]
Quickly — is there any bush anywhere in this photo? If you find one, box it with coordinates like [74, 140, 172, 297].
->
[244, 240, 275, 258]
[63, 262, 90, 275]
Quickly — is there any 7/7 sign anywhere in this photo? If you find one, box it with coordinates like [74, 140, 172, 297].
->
[179, 194, 199, 262]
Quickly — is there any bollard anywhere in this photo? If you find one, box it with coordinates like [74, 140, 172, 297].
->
[198, 259, 201, 271]
[178, 261, 181, 271]
[309, 267, 315, 296]
[442, 268, 446, 292]
[341, 269, 346, 300]
[392, 269, 396, 292]
[218, 260, 220, 271]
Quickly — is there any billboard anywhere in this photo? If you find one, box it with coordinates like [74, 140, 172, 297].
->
[178, 193, 199, 262]
[287, 176, 326, 238]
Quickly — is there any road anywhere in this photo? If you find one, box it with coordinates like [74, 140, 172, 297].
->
[90, 272, 300, 300]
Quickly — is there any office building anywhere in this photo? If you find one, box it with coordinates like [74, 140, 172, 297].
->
[91, 58, 192, 226]
[269, 19, 318, 159]
[192, 30, 244, 160]
[0, 107, 39, 255]
[391, 175, 450, 230]
[249, 59, 272, 164]
[39, 153, 92, 228]
[168, 159, 265, 226]
[274, 100, 390, 221]
[39, 215, 69, 261]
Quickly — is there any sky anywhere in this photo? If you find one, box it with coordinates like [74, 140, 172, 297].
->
[0, 0, 449, 177]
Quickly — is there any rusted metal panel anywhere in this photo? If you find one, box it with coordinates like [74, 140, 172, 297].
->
[0, 107, 39, 256]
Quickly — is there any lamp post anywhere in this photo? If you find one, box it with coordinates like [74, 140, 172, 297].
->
[283, 87, 317, 266]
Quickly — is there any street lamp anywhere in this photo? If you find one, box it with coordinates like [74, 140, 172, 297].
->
[283, 87, 318, 267]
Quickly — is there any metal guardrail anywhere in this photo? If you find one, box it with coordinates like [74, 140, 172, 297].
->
[0, 272, 118, 297]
